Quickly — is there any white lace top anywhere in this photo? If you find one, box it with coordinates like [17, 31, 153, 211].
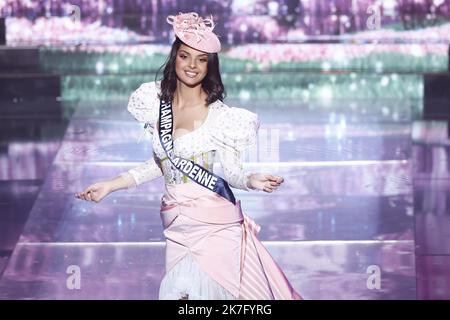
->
[120, 81, 260, 191]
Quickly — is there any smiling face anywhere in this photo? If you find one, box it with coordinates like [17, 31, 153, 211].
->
[175, 43, 209, 87]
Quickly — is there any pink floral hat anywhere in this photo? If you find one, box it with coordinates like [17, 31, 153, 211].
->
[166, 12, 221, 53]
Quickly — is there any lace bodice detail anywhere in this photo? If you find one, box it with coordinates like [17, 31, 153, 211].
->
[120, 81, 260, 191]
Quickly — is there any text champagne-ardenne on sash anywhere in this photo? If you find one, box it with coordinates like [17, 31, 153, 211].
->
[157, 99, 236, 204]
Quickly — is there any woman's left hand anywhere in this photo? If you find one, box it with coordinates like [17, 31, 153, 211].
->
[247, 173, 284, 193]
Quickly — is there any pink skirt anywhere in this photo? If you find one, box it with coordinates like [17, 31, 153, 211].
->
[158, 182, 302, 300]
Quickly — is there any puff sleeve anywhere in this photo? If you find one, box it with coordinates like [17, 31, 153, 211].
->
[119, 82, 163, 188]
[126, 81, 160, 128]
[211, 106, 260, 191]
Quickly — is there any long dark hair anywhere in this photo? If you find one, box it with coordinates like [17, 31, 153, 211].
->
[155, 36, 226, 105]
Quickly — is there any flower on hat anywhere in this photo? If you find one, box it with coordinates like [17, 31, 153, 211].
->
[166, 12, 216, 43]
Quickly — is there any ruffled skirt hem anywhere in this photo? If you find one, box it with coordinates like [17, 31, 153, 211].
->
[158, 253, 238, 300]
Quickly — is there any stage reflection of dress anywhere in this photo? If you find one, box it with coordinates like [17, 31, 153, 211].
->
[120, 81, 301, 300]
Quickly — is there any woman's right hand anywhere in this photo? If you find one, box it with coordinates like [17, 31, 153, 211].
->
[75, 181, 112, 203]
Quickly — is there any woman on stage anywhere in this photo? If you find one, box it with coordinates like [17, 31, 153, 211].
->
[76, 12, 301, 300]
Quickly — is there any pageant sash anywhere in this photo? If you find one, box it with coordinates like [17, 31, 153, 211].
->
[157, 99, 236, 205]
